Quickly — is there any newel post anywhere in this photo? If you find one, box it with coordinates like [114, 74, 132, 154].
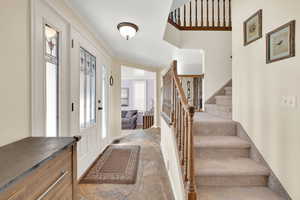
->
[186, 106, 197, 200]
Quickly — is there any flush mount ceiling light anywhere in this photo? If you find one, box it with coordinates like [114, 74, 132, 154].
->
[117, 22, 139, 40]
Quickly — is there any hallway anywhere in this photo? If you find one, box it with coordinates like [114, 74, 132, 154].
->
[79, 129, 174, 200]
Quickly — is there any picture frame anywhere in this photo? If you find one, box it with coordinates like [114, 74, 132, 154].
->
[266, 20, 296, 64]
[244, 9, 263, 46]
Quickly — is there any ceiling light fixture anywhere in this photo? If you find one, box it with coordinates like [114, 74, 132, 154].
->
[117, 22, 139, 40]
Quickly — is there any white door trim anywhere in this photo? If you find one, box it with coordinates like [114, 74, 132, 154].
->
[30, 0, 70, 137]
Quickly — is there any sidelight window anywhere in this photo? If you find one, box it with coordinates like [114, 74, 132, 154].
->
[45, 24, 59, 137]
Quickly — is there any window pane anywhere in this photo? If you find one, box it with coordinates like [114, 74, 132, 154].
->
[85, 54, 91, 126]
[80, 47, 96, 129]
[80, 49, 85, 128]
[46, 62, 58, 137]
[45, 24, 59, 137]
[134, 81, 146, 111]
[102, 65, 108, 138]
[90, 57, 96, 125]
[45, 25, 58, 58]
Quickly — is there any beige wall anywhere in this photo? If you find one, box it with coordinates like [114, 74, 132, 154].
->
[232, 0, 300, 199]
[0, 0, 117, 147]
[163, 24, 232, 102]
[180, 31, 232, 102]
[109, 61, 122, 138]
[0, 0, 31, 146]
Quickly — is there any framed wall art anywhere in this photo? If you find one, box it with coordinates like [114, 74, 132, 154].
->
[266, 20, 296, 64]
[244, 9, 263, 46]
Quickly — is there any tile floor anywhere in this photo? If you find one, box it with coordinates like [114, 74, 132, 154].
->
[79, 128, 174, 200]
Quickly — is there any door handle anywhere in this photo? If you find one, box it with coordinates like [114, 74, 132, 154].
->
[98, 107, 103, 110]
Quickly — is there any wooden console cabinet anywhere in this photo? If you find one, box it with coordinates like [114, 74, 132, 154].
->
[0, 137, 80, 200]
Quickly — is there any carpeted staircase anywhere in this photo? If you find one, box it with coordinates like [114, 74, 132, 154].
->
[205, 81, 232, 119]
[193, 112, 286, 200]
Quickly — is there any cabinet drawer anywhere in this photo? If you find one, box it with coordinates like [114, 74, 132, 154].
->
[0, 147, 73, 200]
[27, 147, 73, 199]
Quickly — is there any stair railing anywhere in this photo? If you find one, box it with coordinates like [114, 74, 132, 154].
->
[178, 74, 204, 112]
[162, 61, 197, 200]
[168, 0, 232, 31]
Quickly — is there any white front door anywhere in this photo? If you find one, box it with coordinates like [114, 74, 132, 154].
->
[32, 0, 111, 178]
[70, 28, 104, 177]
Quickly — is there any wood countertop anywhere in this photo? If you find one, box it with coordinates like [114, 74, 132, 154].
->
[0, 137, 77, 193]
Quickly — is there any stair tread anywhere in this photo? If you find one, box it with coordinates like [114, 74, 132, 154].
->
[206, 104, 232, 110]
[195, 158, 270, 176]
[215, 95, 232, 99]
[197, 186, 285, 200]
[195, 136, 250, 149]
[194, 112, 234, 122]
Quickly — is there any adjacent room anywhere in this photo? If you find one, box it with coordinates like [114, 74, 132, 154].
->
[121, 66, 156, 132]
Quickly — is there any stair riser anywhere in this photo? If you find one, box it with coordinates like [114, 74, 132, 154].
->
[195, 148, 250, 159]
[196, 175, 268, 187]
[206, 105, 232, 113]
[216, 98, 232, 106]
[225, 87, 232, 95]
[197, 187, 285, 200]
[205, 109, 232, 120]
[225, 90, 232, 95]
[194, 122, 236, 136]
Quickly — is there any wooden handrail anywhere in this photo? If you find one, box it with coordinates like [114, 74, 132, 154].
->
[177, 74, 204, 111]
[162, 61, 197, 200]
[168, 0, 232, 31]
[171, 65, 189, 109]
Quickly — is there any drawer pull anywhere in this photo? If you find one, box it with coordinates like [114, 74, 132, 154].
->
[36, 171, 69, 200]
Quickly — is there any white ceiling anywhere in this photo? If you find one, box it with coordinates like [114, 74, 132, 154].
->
[122, 66, 156, 80]
[68, 0, 177, 68]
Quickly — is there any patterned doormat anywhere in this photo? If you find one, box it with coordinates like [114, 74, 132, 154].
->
[80, 145, 140, 184]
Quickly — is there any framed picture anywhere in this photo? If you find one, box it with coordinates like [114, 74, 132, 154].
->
[266, 20, 296, 64]
[121, 88, 129, 106]
[244, 9, 263, 46]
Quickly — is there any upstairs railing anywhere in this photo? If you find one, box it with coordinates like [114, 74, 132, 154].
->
[162, 61, 197, 200]
[168, 0, 232, 31]
[178, 74, 204, 112]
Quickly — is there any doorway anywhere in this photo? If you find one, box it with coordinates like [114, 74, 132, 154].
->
[121, 66, 156, 134]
